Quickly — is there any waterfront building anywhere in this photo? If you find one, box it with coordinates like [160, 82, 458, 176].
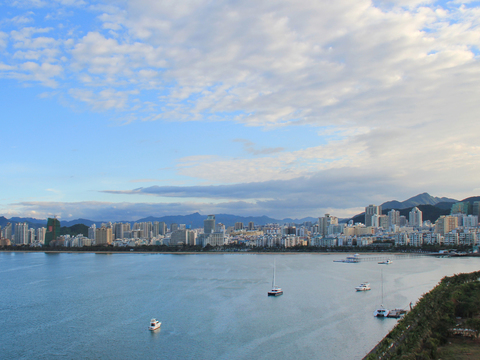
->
[388, 209, 400, 228]
[318, 214, 338, 236]
[409, 207, 423, 228]
[394, 232, 410, 246]
[2, 223, 12, 240]
[36, 227, 46, 244]
[379, 215, 389, 229]
[204, 215, 215, 234]
[435, 216, 458, 235]
[459, 231, 477, 246]
[114, 223, 124, 239]
[216, 223, 225, 234]
[444, 232, 459, 246]
[409, 232, 424, 247]
[170, 229, 190, 246]
[463, 215, 479, 228]
[45, 218, 61, 247]
[28, 228, 35, 244]
[451, 201, 471, 215]
[14, 222, 28, 245]
[158, 222, 166, 235]
[96, 226, 113, 245]
[365, 205, 381, 227]
[202, 232, 225, 247]
[473, 201, 480, 216]
[88, 224, 96, 240]
[424, 232, 442, 245]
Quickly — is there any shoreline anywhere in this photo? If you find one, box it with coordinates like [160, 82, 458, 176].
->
[0, 250, 425, 255]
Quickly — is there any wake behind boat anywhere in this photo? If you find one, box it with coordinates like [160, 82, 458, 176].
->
[149, 318, 161, 331]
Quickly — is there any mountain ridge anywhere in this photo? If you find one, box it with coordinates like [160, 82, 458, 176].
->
[1, 193, 477, 229]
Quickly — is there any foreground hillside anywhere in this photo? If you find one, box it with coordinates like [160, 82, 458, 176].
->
[364, 270, 480, 360]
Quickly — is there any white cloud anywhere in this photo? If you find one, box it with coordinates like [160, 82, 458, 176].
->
[2, 0, 480, 219]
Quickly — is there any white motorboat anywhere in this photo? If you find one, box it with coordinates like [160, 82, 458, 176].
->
[355, 282, 371, 291]
[149, 318, 161, 331]
[378, 259, 392, 265]
[268, 259, 283, 296]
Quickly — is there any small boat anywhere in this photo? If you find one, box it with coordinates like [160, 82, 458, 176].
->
[373, 307, 390, 317]
[268, 259, 283, 296]
[378, 259, 392, 265]
[333, 254, 361, 263]
[374, 269, 389, 317]
[355, 282, 371, 291]
[149, 318, 161, 331]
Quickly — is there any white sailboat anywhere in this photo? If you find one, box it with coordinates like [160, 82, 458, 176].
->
[267, 259, 283, 296]
[373, 269, 389, 317]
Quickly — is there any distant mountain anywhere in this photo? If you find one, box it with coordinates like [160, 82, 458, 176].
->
[460, 196, 480, 205]
[60, 218, 98, 227]
[0, 216, 10, 227]
[136, 213, 313, 228]
[9, 217, 47, 225]
[381, 193, 457, 210]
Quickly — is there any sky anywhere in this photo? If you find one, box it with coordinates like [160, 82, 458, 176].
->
[1, 0, 480, 222]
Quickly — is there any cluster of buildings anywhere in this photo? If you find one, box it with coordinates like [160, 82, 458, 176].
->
[1, 200, 480, 249]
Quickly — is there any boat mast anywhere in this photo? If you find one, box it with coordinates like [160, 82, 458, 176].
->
[272, 259, 276, 288]
[381, 268, 384, 307]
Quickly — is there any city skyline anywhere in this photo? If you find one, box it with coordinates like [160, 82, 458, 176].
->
[2, 0, 480, 221]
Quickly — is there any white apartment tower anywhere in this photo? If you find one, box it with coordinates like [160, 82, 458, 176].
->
[409, 207, 423, 228]
[14, 222, 28, 245]
[388, 209, 400, 228]
[36, 227, 46, 243]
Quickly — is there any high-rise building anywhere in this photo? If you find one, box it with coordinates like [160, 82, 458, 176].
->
[204, 215, 215, 234]
[114, 223, 124, 239]
[365, 205, 381, 227]
[473, 201, 480, 216]
[234, 222, 244, 230]
[2, 223, 12, 240]
[28, 228, 35, 244]
[170, 229, 194, 246]
[435, 215, 458, 235]
[36, 227, 46, 244]
[409, 207, 423, 228]
[158, 222, 166, 235]
[248, 221, 255, 231]
[170, 223, 178, 232]
[318, 214, 338, 236]
[451, 202, 471, 215]
[14, 222, 28, 245]
[388, 209, 400, 228]
[45, 218, 61, 247]
[96, 226, 113, 245]
[88, 224, 96, 240]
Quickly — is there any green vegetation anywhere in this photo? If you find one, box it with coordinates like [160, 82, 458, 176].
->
[60, 224, 89, 237]
[364, 270, 480, 360]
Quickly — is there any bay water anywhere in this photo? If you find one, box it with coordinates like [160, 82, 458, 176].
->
[1, 252, 479, 359]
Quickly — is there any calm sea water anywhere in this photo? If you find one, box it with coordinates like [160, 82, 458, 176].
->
[1, 252, 479, 360]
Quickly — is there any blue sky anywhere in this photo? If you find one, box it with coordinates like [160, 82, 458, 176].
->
[1, 0, 480, 221]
